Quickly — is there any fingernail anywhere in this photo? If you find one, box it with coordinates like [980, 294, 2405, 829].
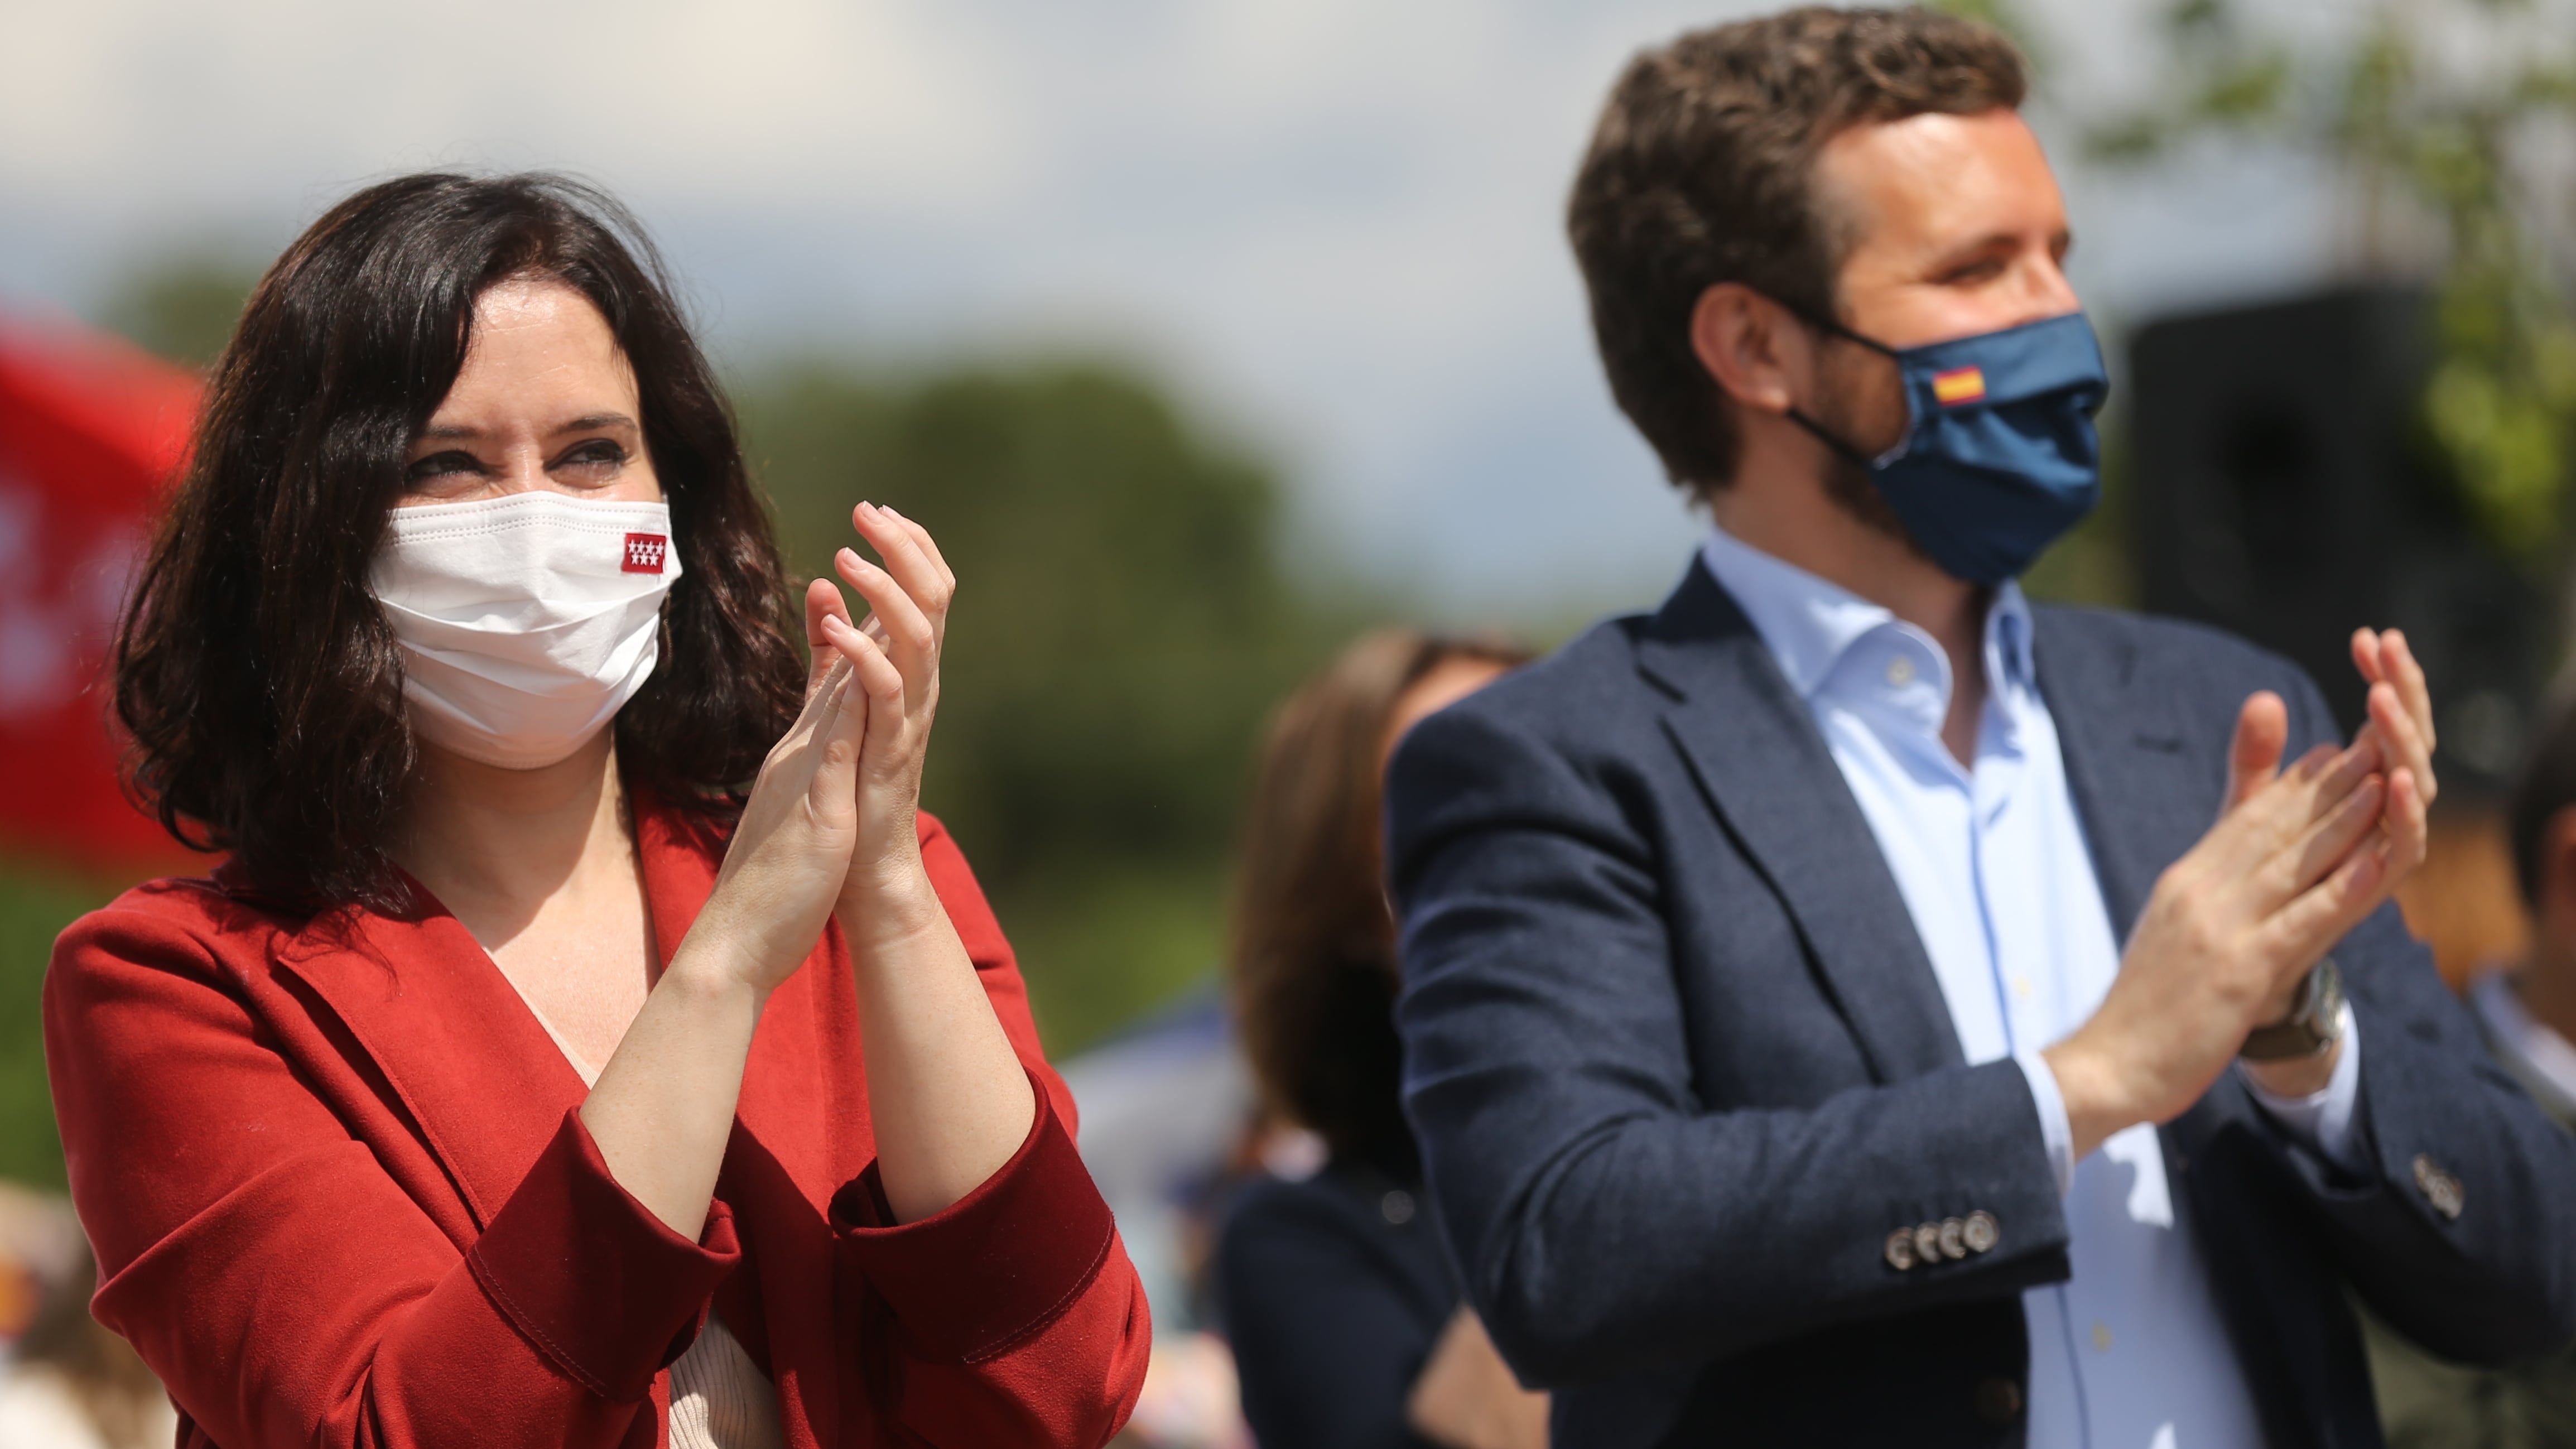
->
[839, 547, 860, 569]
[821, 613, 849, 635]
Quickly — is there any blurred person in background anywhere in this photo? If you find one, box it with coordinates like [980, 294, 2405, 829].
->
[0, 1230, 176, 1449]
[1385, 8, 2576, 1448]
[1219, 630, 1545, 1449]
[2362, 689, 2576, 1449]
[43, 173, 1146, 1448]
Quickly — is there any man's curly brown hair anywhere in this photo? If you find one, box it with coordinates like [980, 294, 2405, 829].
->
[1568, 6, 2026, 496]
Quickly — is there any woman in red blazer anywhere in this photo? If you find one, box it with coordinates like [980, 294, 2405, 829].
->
[43, 173, 1148, 1448]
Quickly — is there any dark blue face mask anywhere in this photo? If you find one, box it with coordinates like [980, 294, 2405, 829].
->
[1785, 310, 2110, 585]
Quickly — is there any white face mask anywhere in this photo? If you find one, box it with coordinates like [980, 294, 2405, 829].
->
[370, 492, 681, 770]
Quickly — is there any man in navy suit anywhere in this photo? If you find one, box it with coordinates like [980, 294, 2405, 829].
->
[1384, 9, 2576, 1448]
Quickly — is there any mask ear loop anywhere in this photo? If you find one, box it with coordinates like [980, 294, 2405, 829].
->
[1784, 406, 1882, 469]
[1771, 301, 1906, 468]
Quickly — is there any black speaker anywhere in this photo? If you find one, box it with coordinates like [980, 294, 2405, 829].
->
[2129, 286, 2550, 795]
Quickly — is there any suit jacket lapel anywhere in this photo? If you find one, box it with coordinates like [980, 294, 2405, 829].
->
[2033, 609, 2256, 1169]
[2031, 609, 2210, 939]
[1638, 560, 1966, 1082]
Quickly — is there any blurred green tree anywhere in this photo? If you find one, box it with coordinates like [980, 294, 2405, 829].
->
[739, 363, 1335, 1050]
[2087, 0, 2576, 563]
[97, 254, 262, 368]
[0, 868, 115, 1187]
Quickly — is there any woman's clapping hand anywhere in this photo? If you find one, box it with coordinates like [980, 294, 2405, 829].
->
[685, 513, 922, 995]
[802, 503, 955, 952]
[597, 503, 1022, 1231]
[802, 503, 1032, 1222]
[690, 503, 953, 993]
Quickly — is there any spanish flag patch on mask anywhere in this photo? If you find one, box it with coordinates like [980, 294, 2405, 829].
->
[1931, 366, 1988, 406]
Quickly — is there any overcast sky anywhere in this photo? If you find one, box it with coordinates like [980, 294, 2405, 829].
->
[0, 0, 2360, 619]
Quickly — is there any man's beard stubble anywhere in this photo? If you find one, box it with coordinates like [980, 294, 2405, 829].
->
[1819, 447, 1913, 547]
[1809, 344, 1928, 563]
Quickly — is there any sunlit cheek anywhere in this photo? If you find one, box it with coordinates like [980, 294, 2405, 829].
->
[594, 461, 665, 503]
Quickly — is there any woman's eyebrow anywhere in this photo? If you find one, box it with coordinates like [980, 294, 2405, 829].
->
[414, 413, 638, 444]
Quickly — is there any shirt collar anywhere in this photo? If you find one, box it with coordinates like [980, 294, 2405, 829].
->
[1697, 526, 2038, 703]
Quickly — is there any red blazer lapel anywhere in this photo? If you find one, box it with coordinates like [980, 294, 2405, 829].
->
[269, 895, 588, 1233]
[632, 795, 720, 979]
[261, 797, 739, 1238]
[262, 795, 845, 1281]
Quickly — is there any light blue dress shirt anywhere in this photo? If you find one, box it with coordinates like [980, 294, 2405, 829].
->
[1699, 527, 2363, 1449]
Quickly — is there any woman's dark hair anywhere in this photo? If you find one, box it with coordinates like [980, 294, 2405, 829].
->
[114, 172, 805, 909]
[1228, 629, 1530, 1176]
[1568, 7, 2025, 495]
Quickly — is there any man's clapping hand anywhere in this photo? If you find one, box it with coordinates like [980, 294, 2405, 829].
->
[2042, 629, 2436, 1160]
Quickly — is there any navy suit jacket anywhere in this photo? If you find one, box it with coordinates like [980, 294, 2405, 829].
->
[1385, 559, 2576, 1449]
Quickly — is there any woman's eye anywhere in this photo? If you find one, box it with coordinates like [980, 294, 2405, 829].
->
[552, 440, 628, 475]
[404, 450, 486, 483]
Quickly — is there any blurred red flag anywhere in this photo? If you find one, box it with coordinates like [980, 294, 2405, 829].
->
[0, 320, 201, 875]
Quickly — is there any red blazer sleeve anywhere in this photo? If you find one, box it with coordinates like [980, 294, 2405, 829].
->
[45, 900, 734, 1449]
[834, 819, 1151, 1447]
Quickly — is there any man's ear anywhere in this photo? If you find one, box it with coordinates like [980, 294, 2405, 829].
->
[1689, 282, 1808, 416]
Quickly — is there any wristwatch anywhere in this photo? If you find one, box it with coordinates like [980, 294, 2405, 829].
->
[2240, 957, 2346, 1062]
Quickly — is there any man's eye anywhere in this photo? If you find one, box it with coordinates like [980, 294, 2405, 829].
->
[1941, 259, 2007, 287]
[405, 450, 485, 482]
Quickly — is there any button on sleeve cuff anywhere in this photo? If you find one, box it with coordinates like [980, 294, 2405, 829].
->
[464, 1108, 742, 1403]
[2015, 1050, 2075, 1197]
[830, 1068, 1116, 1364]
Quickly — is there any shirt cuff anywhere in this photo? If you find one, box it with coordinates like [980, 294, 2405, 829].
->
[2240, 1002, 2365, 1169]
[2015, 1050, 2076, 1197]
